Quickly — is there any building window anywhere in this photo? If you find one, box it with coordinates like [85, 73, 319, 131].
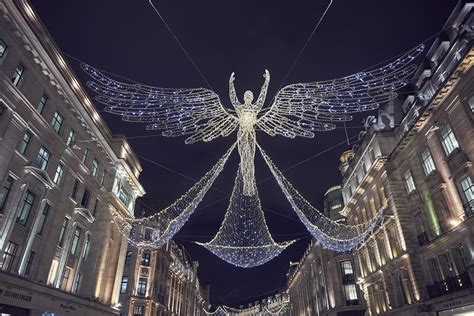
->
[100, 170, 106, 186]
[398, 273, 413, 305]
[24, 251, 35, 277]
[51, 111, 63, 134]
[36, 94, 48, 114]
[344, 284, 359, 305]
[19, 130, 32, 155]
[82, 234, 90, 261]
[125, 251, 133, 265]
[141, 251, 151, 266]
[71, 178, 80, 200]
[0, 39, 7, 58]
[388, 226, 400, 258]
[91, 159, 99, 177]
[36, 146, 50, 170]
[0, 241, 18, 271]
[81, 147, 88, 164]
[53, 163, 64, 185]
[377, 235, 387, 265]
[440, 253, 456, 278]
[11, 63, 24, 87]
[440, 124, 459, 156]
[66, 129, 75, 147]
[137, 278, 147, 296]
[36, 203, 50, 235]
[0, 175, 14, 212]
[61, 267, 71, 291]
[459, 176, 474, 212]
[428, 258, 443, 282]
[421, 149, 436, 175]
[404, 170, 415, 193]
[58, 217, 69, 247]
[80, 189, 90, 208]
[469, 96, 474, 113]
[119, 185, 131, 207]
[120, 276, 129, 294]
[455, 244, 469, 273]
[73, 273, 81, 293]
[134, 305, 144, 316]
[340, 260, 354, 282]
[16, 190, 35, 226]
[70, 226, 82, 255]
[92, 198, 99, 216]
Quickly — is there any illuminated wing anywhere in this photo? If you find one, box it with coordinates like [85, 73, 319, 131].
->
[257, 44, 424, 138]
[81, 64, 238, 144]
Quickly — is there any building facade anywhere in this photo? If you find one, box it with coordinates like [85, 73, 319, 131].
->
[340, 2, 474, 315]
[119, 241, 209, 316]
[283, 186, 366, 316]
[0, 0, 145, 315]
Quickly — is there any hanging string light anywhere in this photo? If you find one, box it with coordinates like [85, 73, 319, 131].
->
[112, 143, 236, 249]
[258, 143, 381, 252]
[196, 166, 295, 268]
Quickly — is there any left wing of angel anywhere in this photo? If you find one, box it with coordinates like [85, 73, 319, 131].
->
[257, 44, 424, 138]
[81, 64, 238, 144]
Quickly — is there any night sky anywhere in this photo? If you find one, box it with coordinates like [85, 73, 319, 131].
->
[30, 0, 457, 307]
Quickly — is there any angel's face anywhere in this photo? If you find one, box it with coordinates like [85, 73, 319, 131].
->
[244, 90, 254, 104]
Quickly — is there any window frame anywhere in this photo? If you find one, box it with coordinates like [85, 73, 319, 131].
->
[16, 190, 35, 226]
[404, 170, 416, 193]
[421, 148, 436, 176]
[19, 130, 32, 155]
[36, 93, 48, 115]
[440, 124, 459, 156]
[11, 63, 24, 87]
[51, 111, 64, 134]
[0, 175, 14, 212]
[36, 146, 50, 170]
[36, 203, 50, 236]
[70, 225, 82, 255]
[53, 163, 64, 185]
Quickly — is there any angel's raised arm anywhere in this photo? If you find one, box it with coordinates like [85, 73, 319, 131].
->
[256, 69, 270, 110]
[229, 72, 242, 107]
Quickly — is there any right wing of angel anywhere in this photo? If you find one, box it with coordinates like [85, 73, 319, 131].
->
[81, 64, 238, 144]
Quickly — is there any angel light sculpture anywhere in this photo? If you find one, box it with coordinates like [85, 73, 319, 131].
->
[82, 44, 424, 266]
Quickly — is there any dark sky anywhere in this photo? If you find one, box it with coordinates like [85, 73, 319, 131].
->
[30, 0, 457, 307]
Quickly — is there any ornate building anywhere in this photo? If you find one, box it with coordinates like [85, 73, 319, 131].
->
[283, 186, 366, 316]
[119, 241, 209, 316]
[0, 0, 144, 315]
[340, 2, 474, 315]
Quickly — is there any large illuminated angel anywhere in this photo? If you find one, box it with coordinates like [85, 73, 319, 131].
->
[82, 45, 422, 197]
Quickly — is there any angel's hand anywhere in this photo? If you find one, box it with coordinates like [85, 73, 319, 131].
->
[229, 72, 235, 84]
[263, 69, 270, 80]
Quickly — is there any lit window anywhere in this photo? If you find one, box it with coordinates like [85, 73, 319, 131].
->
[58, 217, 69, 247]
[455, 244, 469, 273]
[91, 159, 98, 176]
[24, 251, 35, 277]
[66, 129, 75, 147]
[344, 284, 358, 303]
[11, 63, 24, 87]
[0, 176, 14, 212]
[440, 124, 459, 155]
[0, 39, 7, 58]
[137, 278, 147, 296]
[36, 146, 50, 170]
[80, 189, 90, 208]
[36, 203, 50, 235]
[141, 251, 151, 266]
[125, 251, 133, 265]
[81, 147, 88, 164]
[61, 267, 71, 291]
[71, 178, 80, 200]
[36, 94, 48, 114]
[0, 241, 18, 271]
[134, 305, 144, 316]
[19, 130, 32, 155]
[120, 276, 129, 294]
[73, 273, 81, 293]
[421, 149, 436, 175]
[51, 111, 63, 134]
[53, 163, 64, 185]
[70, 226, 82, 255]
[404, 170, 415, 193]
[468, 96, 474, 113]
[16, 190, 35, 226]
[119, 185, 131, 207]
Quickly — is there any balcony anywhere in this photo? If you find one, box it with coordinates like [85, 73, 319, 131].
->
[417, 231, 430, 247]
[342, 273, 355, 284]
[464, 200, 474, 215]
[426, 271, 472, 299]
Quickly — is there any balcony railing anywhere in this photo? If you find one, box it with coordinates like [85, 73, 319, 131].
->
[464, 200, 474, 215]
[417, 231, 430, 247]
[426, 271, 472, 299]
[342, 273, 355, 284]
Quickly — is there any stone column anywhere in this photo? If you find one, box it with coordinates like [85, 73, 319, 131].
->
[0, 182, 28, 253]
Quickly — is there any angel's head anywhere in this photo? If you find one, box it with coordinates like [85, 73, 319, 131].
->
[244, 90, 254, 104]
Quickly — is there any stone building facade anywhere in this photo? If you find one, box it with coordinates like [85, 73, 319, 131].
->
[0, 0, 145, 315]
[119, 241, 209, 316]
[339, 2, 474, 315]
[283, 186, 366, 316]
